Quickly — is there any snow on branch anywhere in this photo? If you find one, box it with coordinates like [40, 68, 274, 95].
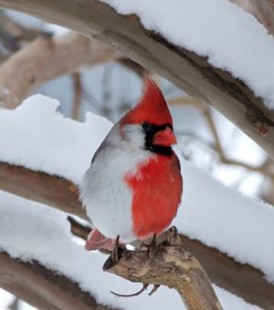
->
[0, 95, 274, 308]
[0, 252, 104, 310]
[0, 160, 273, 308]
[0, 0, 273, 159]
[0, 190, 262, 310]
[0, 162, 86, 219]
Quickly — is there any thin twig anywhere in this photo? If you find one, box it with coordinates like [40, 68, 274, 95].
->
[168, 97, 274, 180]
[71, 72, 82, 120]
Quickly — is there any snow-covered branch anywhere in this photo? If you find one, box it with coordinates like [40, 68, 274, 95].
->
[0, 160, 273, 309]
[0, 252, 105, 310]
[0, 162, 86, 219]
[0, 0, 274, 159]
[0, 95, 274, 309]
[239, 0, 274, 36]
[1, 188, 262, 309]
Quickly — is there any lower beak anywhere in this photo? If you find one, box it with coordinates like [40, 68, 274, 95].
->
[153, 127, 177, 147]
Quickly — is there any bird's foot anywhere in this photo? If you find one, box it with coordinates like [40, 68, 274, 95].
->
[112, 235, 126, 264]
[139, 234, 157, 257]
[85, 228, 116, 252]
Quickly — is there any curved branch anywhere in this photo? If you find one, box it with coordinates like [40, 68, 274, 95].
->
[0, 32, 120, 108]
[1, 162, 274, 309]
[169, 97, 274, 179]
[0, 0, 273, 159]
[0, 161, 87, 220]
[104, 228, 222, 310]
[0, 252, 111, 310]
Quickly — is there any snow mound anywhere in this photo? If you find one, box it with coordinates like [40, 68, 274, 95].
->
[101, 0, 274, 109]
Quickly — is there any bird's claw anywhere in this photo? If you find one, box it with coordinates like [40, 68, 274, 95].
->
[111, 235, 125, 264]
[139, 234, 157, 257]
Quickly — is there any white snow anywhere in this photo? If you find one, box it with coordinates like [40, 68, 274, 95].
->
[0, 94, 112, 184]
[0, 95, 274, 285]
[0, 190, 261, 310]
[0, 95, 273, 308]
[0, 288, 36, 310]
[175, 157, 274, 282]
[100, 0, 274, 109]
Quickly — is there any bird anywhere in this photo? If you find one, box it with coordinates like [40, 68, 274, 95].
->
[80, 78, 183, 251]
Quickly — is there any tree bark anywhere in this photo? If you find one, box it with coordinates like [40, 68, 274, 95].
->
[0, 252, 112, 310]
[0, 31, 120, 109]
[1, 161, 274, 309]
[0, 0, 273, 159]
[104, 228, 223, 310]
[0, 161, 87, 220]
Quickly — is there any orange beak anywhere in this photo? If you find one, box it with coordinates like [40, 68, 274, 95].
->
[153, 127, 177, 147]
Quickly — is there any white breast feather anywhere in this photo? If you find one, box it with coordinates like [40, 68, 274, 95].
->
[80, 123, 153, 241]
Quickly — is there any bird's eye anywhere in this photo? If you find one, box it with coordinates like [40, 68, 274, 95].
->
[142, 121, 151, 131]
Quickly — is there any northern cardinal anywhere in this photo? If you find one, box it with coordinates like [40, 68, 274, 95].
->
[80, 78, 183, 251]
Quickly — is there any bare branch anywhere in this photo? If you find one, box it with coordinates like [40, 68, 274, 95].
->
[117, 58, 147, 78]
[104, 228, 222, 310]
[0, 0, 273, 159]
[202, 107, 274, 178]
[0, 11, 52, 46]
[0, 32, 120, 108]
[168, 97, 274, 179]
[71, 72, 82, 120]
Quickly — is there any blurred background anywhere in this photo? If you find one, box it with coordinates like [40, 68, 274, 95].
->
[0, 1, 273, 308]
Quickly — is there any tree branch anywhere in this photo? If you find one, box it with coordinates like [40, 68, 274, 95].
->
[168, 97, 274, 179]
[0, 161, 87, 220]
[0, 31, 120, 108]
[104, 228, 222, 310]
[0, 252, 112, 310]
[0, 0, 273, 159]
[71, 72, 82, 120]
[1, 162, 273, 309]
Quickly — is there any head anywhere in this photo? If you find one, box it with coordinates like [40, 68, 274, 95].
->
[119, 78, 176, 155]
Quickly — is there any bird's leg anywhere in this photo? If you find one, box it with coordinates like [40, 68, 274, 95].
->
[138, 234, 158, 261]
[140, 233, 157, 256]
[148, 284, 160, 296]
[149, 233, 157, 249]
[111, 235, 125, 264]
[110, 284, 148, 298]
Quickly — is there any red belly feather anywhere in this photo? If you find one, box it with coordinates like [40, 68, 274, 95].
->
[125, 152, 183, 239]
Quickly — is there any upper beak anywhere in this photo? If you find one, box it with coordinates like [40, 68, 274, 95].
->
[153, 127, 177, 147]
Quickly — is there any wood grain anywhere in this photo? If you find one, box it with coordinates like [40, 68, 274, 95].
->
[0, 0, 273, 159]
